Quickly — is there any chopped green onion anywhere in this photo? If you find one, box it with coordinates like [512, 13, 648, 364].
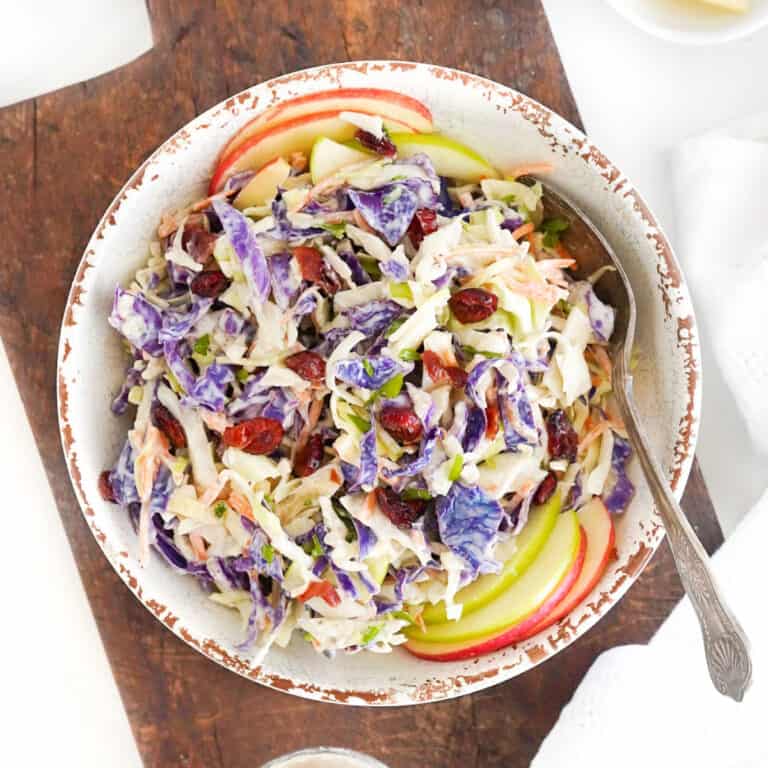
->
[320, 222, 347, 238]
[402, 487, 432, 501]
[399, 348, 420, 362]
[360, 625, 382, 645]
[166, 371, 184, 394]
[363, 359, 375, 377]
[392, 609, 416, 626]
[348, 414, 372, 433]
[261, 543, 275, 563]
[310, 534, 324, 557]
[359, 256, 382, 280]
[540, 216, 570, 248]
[236, 367, 250, 382]
[384, 317, 407, 338]
[448, 454, 464, 482]
[213, 501, 228, 519]
[461, 345, 503, 359]
[379, 373, 404, 398]
[193, 334, 210, 356]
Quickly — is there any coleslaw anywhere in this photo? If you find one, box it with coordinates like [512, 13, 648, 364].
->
[100, 111, 634, 661]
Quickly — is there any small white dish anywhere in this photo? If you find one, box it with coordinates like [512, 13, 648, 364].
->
[607, 0, 768, 45]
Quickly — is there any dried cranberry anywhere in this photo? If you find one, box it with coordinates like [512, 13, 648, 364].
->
[546, 410, 578, 462]
[407, 208, 438, 249]
[293, 246, 342, 294]
[98, 471, 116, 503]
[355, 129, 396, 157]
[533, 472, 558, 505]
[151, 403, 187, 449]
[284, 351, 326, 384]
[485, 402, 500, 439]
[190, 270, 230, 298]
[447, 366, 468, 388]
[294, 434, 324, 477]
[449, 288, 499, 324]
[294, 246, 324, 281]
[375, 487, 426, 528]
[223, 417, 284, 455]
[421, 350, 467, 389]
[379, 406, 423, 445]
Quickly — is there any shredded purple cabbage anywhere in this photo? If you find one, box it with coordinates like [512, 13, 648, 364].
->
[213, 199, 270, 305]
[602, 435, 635, 514]
[436, 483, 503, 577]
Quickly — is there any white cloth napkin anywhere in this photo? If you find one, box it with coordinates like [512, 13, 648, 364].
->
[0, 0, 152, 108]
[532, 118, 768, 766]
[532, 491, 767, 768]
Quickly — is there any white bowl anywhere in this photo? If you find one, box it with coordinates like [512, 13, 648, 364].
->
[57, 61, 701, 705]
[607, 0, 768, 45]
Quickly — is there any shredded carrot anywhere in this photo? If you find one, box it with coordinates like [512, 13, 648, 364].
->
[352, 208, 376, 234]
[190, 533, 208, 561]
[228, 490, 254, 521]
[525, 232, 538, 255]
[510, 222, 535, 241]
[554, 242, 574, 261]
[591, 345, 613, 379]
[505, 162, 554, 179]
[579, 421, 609, 453]
[413, 610, 427, 634]
[191, 196, 212, 213]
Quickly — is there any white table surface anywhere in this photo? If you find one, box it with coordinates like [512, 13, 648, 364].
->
[4, 3, 768, 765]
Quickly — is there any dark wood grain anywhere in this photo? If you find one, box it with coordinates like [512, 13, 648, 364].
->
[0, 2, 722, 766]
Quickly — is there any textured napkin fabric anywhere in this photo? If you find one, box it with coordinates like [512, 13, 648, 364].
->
[671, 120, 768, 535]
[0, 1, 152, 108]
[533, 118, 768, 766]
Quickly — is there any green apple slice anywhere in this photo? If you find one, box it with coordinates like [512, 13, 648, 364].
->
[406, 509, 581, 644]
[420, 492, 561, 624]
[233, 156, 291, 209]
[310, 136, 372, 184]
[389, 132, 500, 182]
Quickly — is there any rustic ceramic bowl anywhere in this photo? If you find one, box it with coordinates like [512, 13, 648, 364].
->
[57, 61, 700, 705]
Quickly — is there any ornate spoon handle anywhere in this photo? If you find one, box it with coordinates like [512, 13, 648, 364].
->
[614, 367, 752, 702]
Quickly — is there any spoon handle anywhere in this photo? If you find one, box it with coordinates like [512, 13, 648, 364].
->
[613, 370, 752, 702]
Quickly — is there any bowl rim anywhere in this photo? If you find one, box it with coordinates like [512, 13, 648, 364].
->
[57, 59, 701, 706]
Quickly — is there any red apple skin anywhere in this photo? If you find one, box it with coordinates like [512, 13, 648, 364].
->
[209, 108, 404, 194]
[405, 528, 587, 663]
[219, 87, 434, 160]
[521, 503, 616, 640]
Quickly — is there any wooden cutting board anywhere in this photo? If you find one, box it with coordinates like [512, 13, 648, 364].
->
[0, 1, 721, 765]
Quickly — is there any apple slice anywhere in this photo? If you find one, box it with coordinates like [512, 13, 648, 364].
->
[209, 110, 412, 193]
[405, 524, 586, 661]
[233, 156, 292, 210]
[389, 133, 500, 182]
[521, 498, 615, 639]
[220, 88, 434, 159]
[405, 509, 583, 646]
[420, 492, 561, 625]
[310, 137, 372, 184]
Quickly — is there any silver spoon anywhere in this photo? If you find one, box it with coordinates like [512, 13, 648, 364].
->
[537, 182, 752, 702]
